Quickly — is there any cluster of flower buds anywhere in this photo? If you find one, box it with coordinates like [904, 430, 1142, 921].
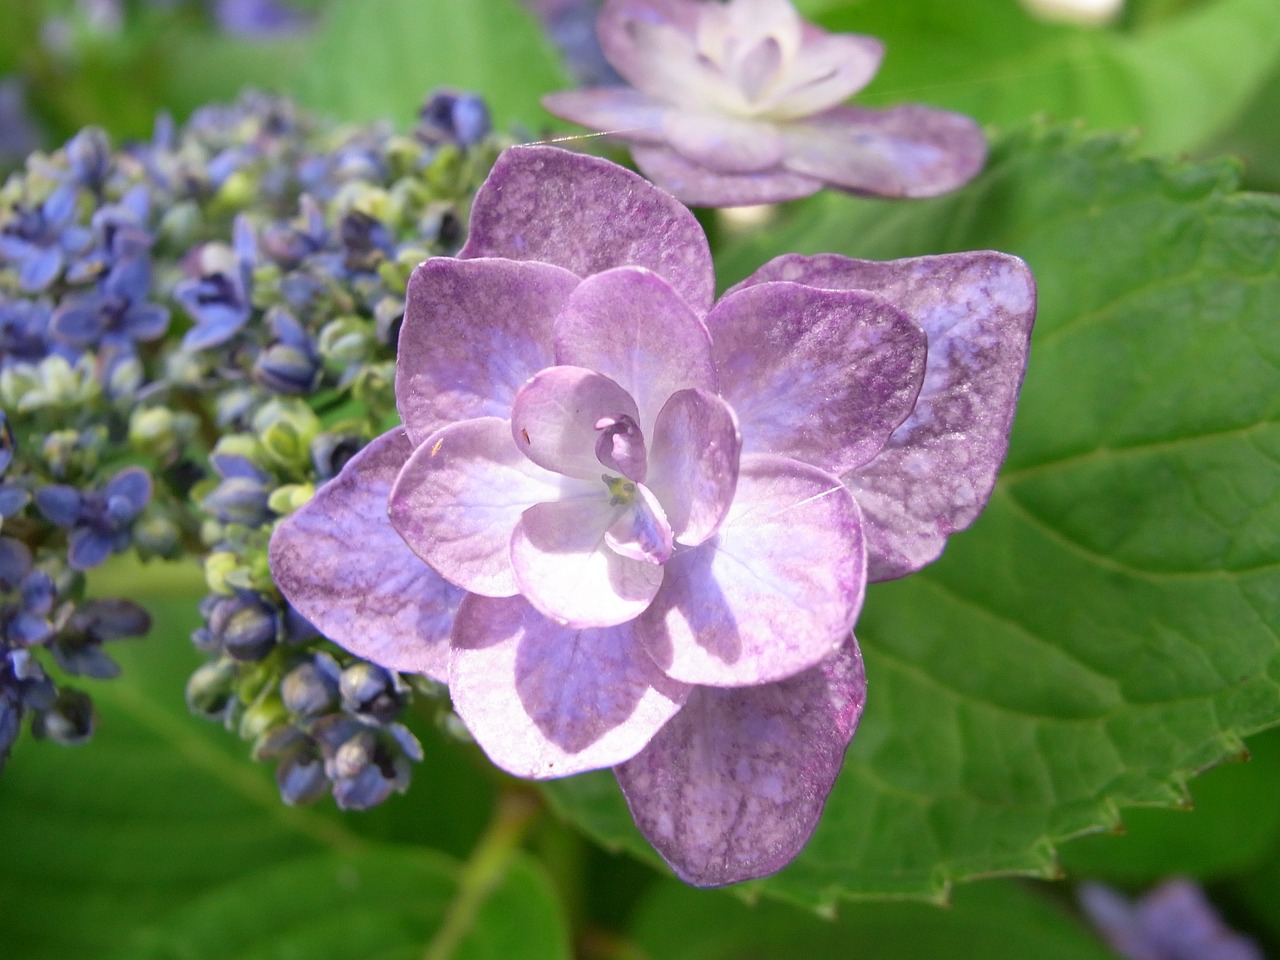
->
[0, 88, 498, 802]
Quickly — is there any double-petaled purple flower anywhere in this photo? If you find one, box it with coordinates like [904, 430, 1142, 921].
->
[543, 0, 987, 206]
[269, 146, 1034, 885]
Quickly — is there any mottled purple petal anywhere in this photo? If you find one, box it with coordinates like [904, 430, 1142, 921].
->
[511, 366, 641, 480]
[615, 635, 865, 886]
[782, 104, 986, 199]
[459, 146, 714, 313]
[268, 428, 461, 681]
[631, 143, 822, 206]
[541, 87, 669, 142]
[636, 454, 863, 686]
[646, 388, 740, 546]
[390, 417, 576, 597]
[734, 252, 1036, 580]
[555, 267, 715, 433]
[511, 496, 664, 628]
[398, 258, 579, 446]
[708, 281, 926, 474]
[450, 593, 689, 777]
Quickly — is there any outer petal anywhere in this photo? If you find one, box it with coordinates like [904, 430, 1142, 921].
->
[397, 258, 579, 446]
[708, 281, 926, 474]
[631, 143, 821, 207]
[781, 103, 987, 199]
[268, 428, 461, 681]
[450, 594, 690, 778]
[554, 267, 716, 434]
[511, 366, 641, 480]
[541, 87, 670, 143]
[645, 388, 741, 546]
[636, 454, 864, 686]
[389, 417, 580, 597]
[597, 0, 704, 91]
[459, 146, 715, 313]
[511, 496, 664, 628]
[733, 252, 1036, 580]
[615, 635, 866, 886]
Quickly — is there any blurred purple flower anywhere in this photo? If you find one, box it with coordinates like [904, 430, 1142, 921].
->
[35, 466, 152, 570]
[0, 183, 92, 292]
[543, 0, 986, 206]
[212, 0, 310, 37]
[1080, 880, 1264, 960]
[270, 146, 1034, 884]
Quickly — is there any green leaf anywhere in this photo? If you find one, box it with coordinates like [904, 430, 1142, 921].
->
[294, 0, 569, 130]
[631, 878, 1114, 960]
[813, 0, 1280, 153]
[548, 124, 1280, 905]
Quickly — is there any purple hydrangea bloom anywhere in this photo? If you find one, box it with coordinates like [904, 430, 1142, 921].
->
[543, 0, 987, 206]
[1080, 880, 1264, 960]
[269, 146, 1034, 884]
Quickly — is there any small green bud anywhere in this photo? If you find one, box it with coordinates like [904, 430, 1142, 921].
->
[186, 658, 239, 719]
[252, 399, 320, 473]
[129, 407, 198, 463]
[317, 316, 374, 373]
[205, 551, 239, 595]
[268, 483, 314, 516]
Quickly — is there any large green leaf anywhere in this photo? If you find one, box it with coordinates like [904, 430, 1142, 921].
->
[296, 0, 569, 130]
[0, 581, 565, 959]
[546, 124, 1280, 905]
[804, 0, 1280, 154]
[631, 878, 1114, 960]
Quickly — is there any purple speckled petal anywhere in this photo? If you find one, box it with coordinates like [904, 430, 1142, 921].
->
[645, 388, 740, 546]
[631, 143, 822, 206]
[450, 593, 690, 778]
[541, 88, 670, 142]
[398, 258, 579, 446]
[615, 635, 865, 886]
[554, 267, 715, 434]
[459, 146, 714, 313]
[733, 252, 1036, 580]
[390, 417, 581, 597]
[781, 104, 987, 199]
[636, 454, 864, 686]
[511, 496, 665, 628]
[707, 281, 926, 475]
[268, 428, 461, 681]
[511, 366, 641, 480]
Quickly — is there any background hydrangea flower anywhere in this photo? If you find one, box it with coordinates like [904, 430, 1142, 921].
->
[542, 0, 988, 206]
[270, 145, 1034, 885]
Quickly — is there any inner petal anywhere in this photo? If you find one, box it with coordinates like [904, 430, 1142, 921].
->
[604, 482, 674, 565]
[595, 413, 647, 481]
[512, 366, 641, 480]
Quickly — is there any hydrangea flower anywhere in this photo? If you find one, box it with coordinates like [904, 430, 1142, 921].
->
[270, 146, 1034, 884]
[542, 0, 987, 206]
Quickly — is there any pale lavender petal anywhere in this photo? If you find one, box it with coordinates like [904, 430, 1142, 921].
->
[389, 417, 580, 597]
[733, 252, 1036, 580]
[596, 0, 704, 93]
[604, 483, 673, 565]
[595, 413, 647, 482]
[450, 594, 690, 778]
[631, 143, 821, 206]
[707, 281, 926, 474]
[554, 267, 715, 434]
[511, 366, 641, 480]
[460, 146, 714, 313]
[511, 496, 664, 628]
[398, 257, 579, 446]
[662, 110, 784, 174]
[636, 454, 864, 686]
[762, 31, 883, 118]
[615, 635, 865, 886]
[268, 428, 460, 681]
[541, 87, 669, 142]
[781, 103, 987, 198]
[645, 388, 740, 546]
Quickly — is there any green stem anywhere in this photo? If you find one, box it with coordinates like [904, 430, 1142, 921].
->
[422, 783, 543, 960]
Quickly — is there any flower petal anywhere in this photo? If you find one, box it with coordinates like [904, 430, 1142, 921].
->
[460, 145, 715, 313]
[646, 388, 741, 546]
[398, 257, 579, 446]
[389, 417, 576, 597]
[554, 267, 716, 434]
[596, 0, 706, 94]
[541, 88, 670, 142]
[761, 30, 884, 118]
[512, 496, 664, 628]
[707, 280, 926, 474]
[636, 454, 864, 686]
[268, 428, 461, 681]
[615, 635, 866, 886]
[733, 252, 1036, 580]
[631, 143, 822, 206]
[781, 103, 987, 198]
[511, 366, 641, 480]
[662, 111, 785, 174]
[450, 594, 690, 778]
